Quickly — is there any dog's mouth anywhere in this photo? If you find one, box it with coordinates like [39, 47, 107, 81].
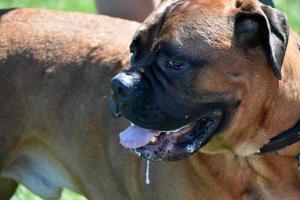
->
[119, 109, 223, 161]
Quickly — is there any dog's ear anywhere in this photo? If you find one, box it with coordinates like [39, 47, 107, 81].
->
[235, 1, 289, 79]
[130, 0, 185, 67]
[259, 0, 274, 7]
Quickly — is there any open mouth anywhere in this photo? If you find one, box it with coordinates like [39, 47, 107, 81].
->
[119, 109, 223, 161]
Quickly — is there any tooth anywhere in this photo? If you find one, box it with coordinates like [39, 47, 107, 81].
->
[134, 149, 141, 157]
[186, 145, 195, 153]
[151, 136, 157, 143]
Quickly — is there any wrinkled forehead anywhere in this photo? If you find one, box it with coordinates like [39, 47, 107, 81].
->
[157, 2, 235, 56]
[130, 0, 238, 62]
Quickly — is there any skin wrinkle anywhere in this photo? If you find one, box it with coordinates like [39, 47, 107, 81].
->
[170, 9, 232, 50]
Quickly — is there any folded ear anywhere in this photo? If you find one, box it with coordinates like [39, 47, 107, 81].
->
[235, 1, 289, 79]
[259, 0, 274, 7]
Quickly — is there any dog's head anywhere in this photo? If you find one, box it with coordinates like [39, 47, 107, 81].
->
[110, 0, 289, 161]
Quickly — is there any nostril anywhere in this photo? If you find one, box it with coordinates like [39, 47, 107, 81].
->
[111, 73, 136, 99]
[116, 82, 133, 97]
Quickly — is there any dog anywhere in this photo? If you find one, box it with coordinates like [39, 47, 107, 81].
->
[111, 0, 300, 199]
[0, 0, 299, 200]
[0, 8, 140, 199]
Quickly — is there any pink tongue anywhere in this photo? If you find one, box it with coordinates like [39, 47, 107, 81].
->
[119, 125, 159, 149]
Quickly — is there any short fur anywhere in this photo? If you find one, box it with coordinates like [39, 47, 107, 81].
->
[0, 1, 300, 200]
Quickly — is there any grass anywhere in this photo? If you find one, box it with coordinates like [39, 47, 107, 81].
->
[11, 186, 87, 200]
[0, 0, 298, 33]
[275, 0, 300, 33]
[0, 0, 96, 14]
[0, 0, 299, 200]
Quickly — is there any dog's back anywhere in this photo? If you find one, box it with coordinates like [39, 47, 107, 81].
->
[0, 8, 139, 199]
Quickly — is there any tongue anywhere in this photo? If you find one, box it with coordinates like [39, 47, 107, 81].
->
[119, 124, 159, 149]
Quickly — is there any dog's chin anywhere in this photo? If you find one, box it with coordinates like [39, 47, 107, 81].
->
[119, 109, 224, 161]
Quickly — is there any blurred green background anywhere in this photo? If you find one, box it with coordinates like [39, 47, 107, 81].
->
[0, 0, 299, 200]
[0, 0, 96, 14]
[0, 0, 299, 33]
[275, 0, 300, 33]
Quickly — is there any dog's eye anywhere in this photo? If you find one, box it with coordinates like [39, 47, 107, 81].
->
[166, 59, 185, 70]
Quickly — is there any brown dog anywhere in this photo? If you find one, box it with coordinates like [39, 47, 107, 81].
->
[0, 8, 139, 199]
[0, 1, 300, 200]
[110, 0, 300, 199]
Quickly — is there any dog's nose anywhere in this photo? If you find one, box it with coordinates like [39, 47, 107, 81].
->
[111, 72, 140, 99]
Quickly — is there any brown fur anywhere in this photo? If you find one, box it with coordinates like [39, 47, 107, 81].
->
[0, 1, 300, 199]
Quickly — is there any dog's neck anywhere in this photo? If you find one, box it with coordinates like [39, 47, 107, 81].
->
[260, 31, 300, 156]
[258, 121, 300, 154]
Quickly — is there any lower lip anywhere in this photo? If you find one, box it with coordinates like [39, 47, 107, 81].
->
[132, 110, 224, 161]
